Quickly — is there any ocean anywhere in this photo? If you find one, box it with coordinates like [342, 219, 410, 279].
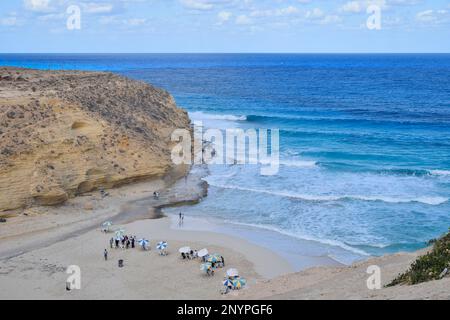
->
[2, 53, 450, 265]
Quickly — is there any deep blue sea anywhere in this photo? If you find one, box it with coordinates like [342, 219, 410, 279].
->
[2, 53, 450, 264]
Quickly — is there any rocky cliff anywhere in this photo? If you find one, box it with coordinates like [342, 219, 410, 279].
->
[0, 67, 190, 214]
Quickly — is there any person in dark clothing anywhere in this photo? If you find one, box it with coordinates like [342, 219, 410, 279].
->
[115, 239, 119, 248]
[104, 249, 108, 261]
[131, 237, 135, 248]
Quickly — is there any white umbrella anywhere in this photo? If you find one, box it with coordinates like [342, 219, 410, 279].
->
[198, 248, 209, 258]
[179, 246, 191, 254]
[226, 268, 239, 278]
[102, 221, 113, 230]
[115, 229, 125, 237]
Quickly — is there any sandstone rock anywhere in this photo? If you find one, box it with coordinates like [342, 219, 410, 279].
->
[0, 67, 191, 213]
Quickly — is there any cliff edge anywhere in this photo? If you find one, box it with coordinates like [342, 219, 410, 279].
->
[0, 67, 190, 214]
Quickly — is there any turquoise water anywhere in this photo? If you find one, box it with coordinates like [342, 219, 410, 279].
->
[2, 54, 450, 262]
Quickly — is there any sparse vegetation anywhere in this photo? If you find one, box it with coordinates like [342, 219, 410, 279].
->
[387, 228, 450, 286]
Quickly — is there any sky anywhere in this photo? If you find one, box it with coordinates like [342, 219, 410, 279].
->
[0, 0, 449, 53]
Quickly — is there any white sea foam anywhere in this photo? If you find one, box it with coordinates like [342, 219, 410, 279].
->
[189, 111, 247, 122]
[204, 181, 449, 205]
[430, 170, 450, 176]
[222, 220, 370, 257]
[279, 159, 318, 168]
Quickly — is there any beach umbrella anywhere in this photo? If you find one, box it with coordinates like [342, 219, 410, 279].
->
[226, 268, 239, 278]
[223, 279, 233, 288]
[115, 229, 125, 237]
[200, 263, 213, 272]
[198, 248, 209, 258]
[157, 241, 168, 250]
[102, 221, 113, 231]
[206, 253, 221, 263]
[179, 246, 191, 254]
[232, 278, 247, 289]
[138, 239, 149, 249]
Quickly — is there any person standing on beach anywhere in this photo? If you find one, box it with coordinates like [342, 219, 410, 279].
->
[109, 238, 114, 249]
[179, 212, 182, 226]
[104, 249, 108, 261]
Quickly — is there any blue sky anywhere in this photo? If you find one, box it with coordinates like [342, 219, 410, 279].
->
[1, 0, 449, 53]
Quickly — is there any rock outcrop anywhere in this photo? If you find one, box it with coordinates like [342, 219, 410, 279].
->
[0, 67, 190, 214]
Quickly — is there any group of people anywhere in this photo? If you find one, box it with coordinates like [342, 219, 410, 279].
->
[181, 249, 198, 260]
[109, 235, 137, 250]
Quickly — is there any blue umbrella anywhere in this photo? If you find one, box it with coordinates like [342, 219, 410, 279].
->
[138, 239, 149, 249]
[157, 241, 168, 250]
[223, 279, 233, 288]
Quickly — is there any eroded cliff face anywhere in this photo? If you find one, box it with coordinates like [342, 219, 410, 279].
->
[0, 67, 190, 214]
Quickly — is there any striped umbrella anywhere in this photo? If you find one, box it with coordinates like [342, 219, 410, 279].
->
[232, 278, 247, 289]
[223, 279, 233, 288]
[157, 241, 168, 250]
[206, 254, 221, 263]
[138, 239, 149, 249]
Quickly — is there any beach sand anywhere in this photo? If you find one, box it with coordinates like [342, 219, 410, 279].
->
[0, 166, 292, 300]
[0, 217, 292, 300]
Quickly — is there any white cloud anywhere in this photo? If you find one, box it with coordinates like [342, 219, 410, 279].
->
[236, 14, 252, 25]
[250, 6, 300, 18]
[81, 3, 115, 14]
[305, 8, 324, 19]
[24, 0, 53, 12]
[0, 16, 20, 27]
[416, 9, 449, 24]
[341, 1, 363, 13]
[124, 18, 147, 26]
[217, 11, 232, 24]
[179, 0, 214, 11]
[340, 0, 388, 14]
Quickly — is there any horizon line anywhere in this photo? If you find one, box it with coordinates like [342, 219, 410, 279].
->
[1, 52, 450, 55]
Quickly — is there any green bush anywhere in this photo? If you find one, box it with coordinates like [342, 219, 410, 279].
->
[387, 229, 450, 287]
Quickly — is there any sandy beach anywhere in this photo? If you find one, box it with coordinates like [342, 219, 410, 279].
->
[0, 166, 293, 300]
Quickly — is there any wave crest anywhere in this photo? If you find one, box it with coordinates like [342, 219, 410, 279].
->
[205, 182, 448, 205]
[189, 111, 247, 122]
